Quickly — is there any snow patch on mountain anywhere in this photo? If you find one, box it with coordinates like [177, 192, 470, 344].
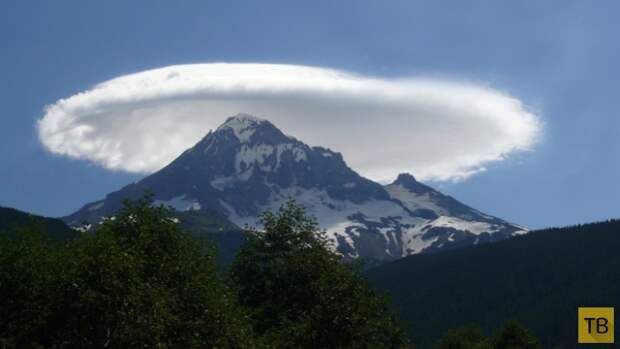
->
[292, 147, 307, 162]
[218, 185, 448, 258]
[87, 201, 104, 211]
[210, 169, 254, 190]
[210, 176, 235, 191]
[423, 216, 498, 235]
[275, 144, 307, 165]
[386, 183, 445, 214]
[232, 142, 308, 174]
[236, 144, 274, 172]
[217, 177, 527, 260]
[216, 113, 264, 143]
[153, 195, 201, 211]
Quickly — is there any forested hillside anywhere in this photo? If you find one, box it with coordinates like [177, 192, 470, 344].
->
[367, 219, 620, 348]
[3, 201, 617, 348]
[0, 207, 77, 242]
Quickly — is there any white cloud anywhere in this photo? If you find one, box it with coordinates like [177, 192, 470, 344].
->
[37, 63, 541, 182]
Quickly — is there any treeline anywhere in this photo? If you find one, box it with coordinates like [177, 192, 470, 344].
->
[0, 206, 77, 242]
[1, 198, 547, 348]
[434, 323, 542, 349]
[1, 197, 406, 348]
[367, 219, 620, 349]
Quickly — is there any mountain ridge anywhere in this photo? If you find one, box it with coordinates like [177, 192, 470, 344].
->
[64, 113, 526, 262]
[1, 206, 77, 241]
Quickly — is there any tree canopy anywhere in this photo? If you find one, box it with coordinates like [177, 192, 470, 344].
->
[231, 199, 408, 349]
[1, 197, 254, 348]
[1, 197, 409, 348]
[433, 322, 542, 349]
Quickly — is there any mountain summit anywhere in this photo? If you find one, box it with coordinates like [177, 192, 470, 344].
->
[65, 113, 526, 262]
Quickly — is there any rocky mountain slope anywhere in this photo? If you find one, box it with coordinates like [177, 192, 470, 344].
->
[64, 114, 526, 262]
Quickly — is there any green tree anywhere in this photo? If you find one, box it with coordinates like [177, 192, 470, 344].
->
[492, 321, 542, 349]
[0, 228, 62, 348]
[434, 325, 491, 349]
[230, 199, 408, 349]
[55, 196, 255, 348]
[434, 322, 544, 349]
[0, 196, 257, 349]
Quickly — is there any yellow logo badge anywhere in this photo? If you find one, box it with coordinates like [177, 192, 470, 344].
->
[578, 307, 614, 344]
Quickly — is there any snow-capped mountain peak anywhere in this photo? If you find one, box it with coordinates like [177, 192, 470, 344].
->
[64, 114, 527, 263]
[215, 113, 267, 143]
[391, 173, 431, 194]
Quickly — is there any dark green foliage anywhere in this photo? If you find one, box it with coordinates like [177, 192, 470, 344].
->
[433, 322, 541, 349]
[0, 197, 255, 348]
[115, 206, 244, 267]
[58, 197, 255, 348]
[176, 209, 246, 266]
[8, 196, 612, 349]
[367, 219, 620, 349]
[194, 230, 246, 267]
[0, 198, 407, 348]
[0, 206, 77, 242]
[175, 208, 241, 233]
[231, 200, 408, 349]
[0, 229, 63, 348]
[492, 321, 541, 349]
[434, 325, 490, 349]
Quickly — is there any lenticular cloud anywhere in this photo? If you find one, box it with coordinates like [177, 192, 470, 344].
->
[37, 63, 541, 182]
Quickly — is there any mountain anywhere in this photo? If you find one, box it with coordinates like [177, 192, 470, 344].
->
[0, 206, 77, 242]
[366, 219, 620, 349]
[64, 113, 526, 262]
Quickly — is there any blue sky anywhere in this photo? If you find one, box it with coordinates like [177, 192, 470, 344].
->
[1, 0, 618, 229]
